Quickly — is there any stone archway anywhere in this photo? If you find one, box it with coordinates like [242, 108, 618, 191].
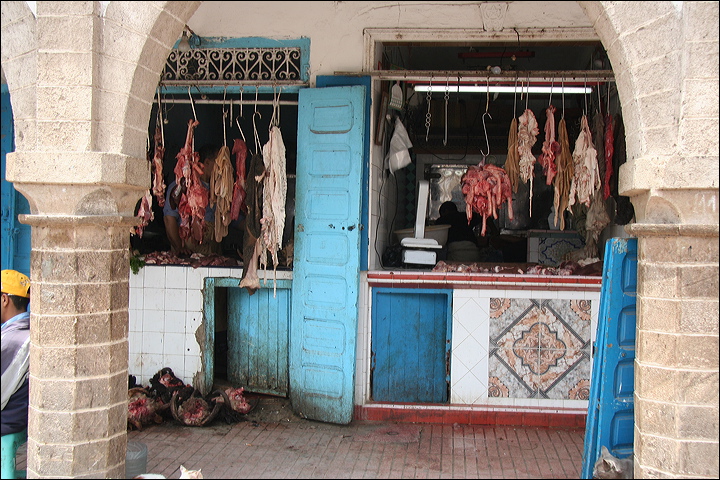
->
[2, 1, 201, 477]
[1, 1, 717, 478]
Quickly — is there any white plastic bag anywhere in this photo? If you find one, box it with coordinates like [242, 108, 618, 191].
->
[385, 117, 413, 174]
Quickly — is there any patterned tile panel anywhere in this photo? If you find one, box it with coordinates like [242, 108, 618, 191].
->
[488, 298, 591, 400]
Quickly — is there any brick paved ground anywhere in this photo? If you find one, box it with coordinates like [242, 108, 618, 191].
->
[121, 419, 584, 479]
[13, 399, 585, 479]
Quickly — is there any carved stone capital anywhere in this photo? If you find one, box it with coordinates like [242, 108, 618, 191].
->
[629, 188, 719, 226]
[6, 151, 149, 217]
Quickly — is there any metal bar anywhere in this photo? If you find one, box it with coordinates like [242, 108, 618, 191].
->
[160, 98, 299, 106]
[334, 70, 614, 84]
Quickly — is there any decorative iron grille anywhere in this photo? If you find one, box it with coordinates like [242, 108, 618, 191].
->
[162, 47, 305, 86]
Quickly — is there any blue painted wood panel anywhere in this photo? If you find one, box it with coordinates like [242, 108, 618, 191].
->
[582, 238, 637, 478]
[371, 288, 452, 403]
[227, 286, 291, 396]
[1, 85, 31, 276]
[290, 86, 365, 424]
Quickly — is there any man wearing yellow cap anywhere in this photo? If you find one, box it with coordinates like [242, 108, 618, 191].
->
[1, 270, 31, 436]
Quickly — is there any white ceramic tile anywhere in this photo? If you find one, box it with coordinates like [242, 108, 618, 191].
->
[142, 331, 163, 355]
[165, 267, 187, 290]
[128, 352, 143, 377]
[128, 269, 144, 289]
[128, 309, 142, 334]
[164, 310, 186, 334]
[129, 287, 143, 311]
[558, 290, 586, 300]
[184, 355, 202, 378]
[142, 287, 165, 312]
[185, 267, 208, 290]
[185, 334, 201, 357]
[185, 312, 203, 336]
[128, 331, 143, 355]
[164, 288, 187, 312]
[141, 353, 163, 381]
[163, 332, 185, 356]
[162, 354, 185, 377]
[186, 288, 204, 313]
[142, 310, 165, 333]
[143, 266, 166, 288]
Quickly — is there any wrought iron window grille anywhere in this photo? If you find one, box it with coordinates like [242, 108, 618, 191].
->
[162, 46, 306, 87]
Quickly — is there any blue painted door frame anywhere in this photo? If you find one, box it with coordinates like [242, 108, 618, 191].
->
[582, 238, 638, 478]
[1, 85, 31, 276]
[290, 85, 366, 424]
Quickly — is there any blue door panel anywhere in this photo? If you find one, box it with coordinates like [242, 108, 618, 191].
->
[1, 86, 31, 276]
[290, 85, 366, 424]
[582, 238, 638, 478]
[315, 76, 371, 271]
[227, 285, 291, 396]
[371, 288, 451, 403]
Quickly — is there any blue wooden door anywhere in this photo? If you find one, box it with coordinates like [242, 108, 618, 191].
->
[582, 238, 637, 478]
[371, 288, 452, 403]
[227, 285, 291, 396]
[290, 85, 366, 424]
[1, 85, 31, 276]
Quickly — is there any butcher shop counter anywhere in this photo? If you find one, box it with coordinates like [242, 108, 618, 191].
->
[359, 264, 601, 416]
[128, 264, 292, 393]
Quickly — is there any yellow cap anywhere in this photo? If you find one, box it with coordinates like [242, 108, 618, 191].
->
[1, 270, 31, 298]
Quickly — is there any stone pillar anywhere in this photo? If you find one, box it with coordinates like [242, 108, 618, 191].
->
[6, 151, 147, 479]
[629, 196, 719, 477]
[21, 214, 134, 478]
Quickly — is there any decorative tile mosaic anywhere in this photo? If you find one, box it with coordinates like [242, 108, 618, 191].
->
[488, 297, 592, 400]
[538, 236, 585, 266]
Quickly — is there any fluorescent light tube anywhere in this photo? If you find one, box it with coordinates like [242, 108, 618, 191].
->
[413, 85, 592, 94]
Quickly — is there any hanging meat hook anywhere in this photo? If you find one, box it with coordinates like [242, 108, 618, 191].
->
[222, 86, 229, 147]
[443, 76, 450, 146]
[252, 87, 262, 156]
[480, 111, 492, 162]
[187, 86, 197, 122]
[235, 87, 247, 142]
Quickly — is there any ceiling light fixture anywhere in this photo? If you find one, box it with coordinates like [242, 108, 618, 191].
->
[413, 85, 593, 94]
[177, 25, 200, 53]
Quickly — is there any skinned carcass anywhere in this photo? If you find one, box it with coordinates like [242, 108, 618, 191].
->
[460, 164, 514, 236]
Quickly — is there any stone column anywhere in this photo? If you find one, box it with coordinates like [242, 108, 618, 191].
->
[6, 150, 148, 477]
[22, 214, 135, 478]
[629, 193, 719, 478]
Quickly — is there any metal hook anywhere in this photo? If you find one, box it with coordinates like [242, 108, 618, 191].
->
[252, 109, 262, 156]
[480, 111, 492, 160]
[187, 86, 197, 122]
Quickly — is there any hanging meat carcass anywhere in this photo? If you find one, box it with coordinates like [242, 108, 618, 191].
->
[210, 145, 234, 242]
[151, 126, 166, 207]
[552, 117, 575, 230]
[134, 190, 154, 237]
[258, 125, 287, 295]
[504, 116, 521, 193]
[460, 164, 514, 236]
[568, 114, 600, 209]
[603, 112, 614, 200]
[238, 152, 266, 295]
[537, 105, 560, 186]
[230, 138, 249, 220]
[517, 108, 539, 214]
[174, 119, 200, 242]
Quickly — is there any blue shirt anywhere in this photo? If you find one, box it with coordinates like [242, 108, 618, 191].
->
[1, 311, 30, 435]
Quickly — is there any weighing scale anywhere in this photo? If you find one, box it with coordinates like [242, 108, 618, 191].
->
[400, 180, 443, 265]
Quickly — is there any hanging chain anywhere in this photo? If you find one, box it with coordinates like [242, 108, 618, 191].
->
[425, 77, 433, 142]
[443, 77, 450, 146]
